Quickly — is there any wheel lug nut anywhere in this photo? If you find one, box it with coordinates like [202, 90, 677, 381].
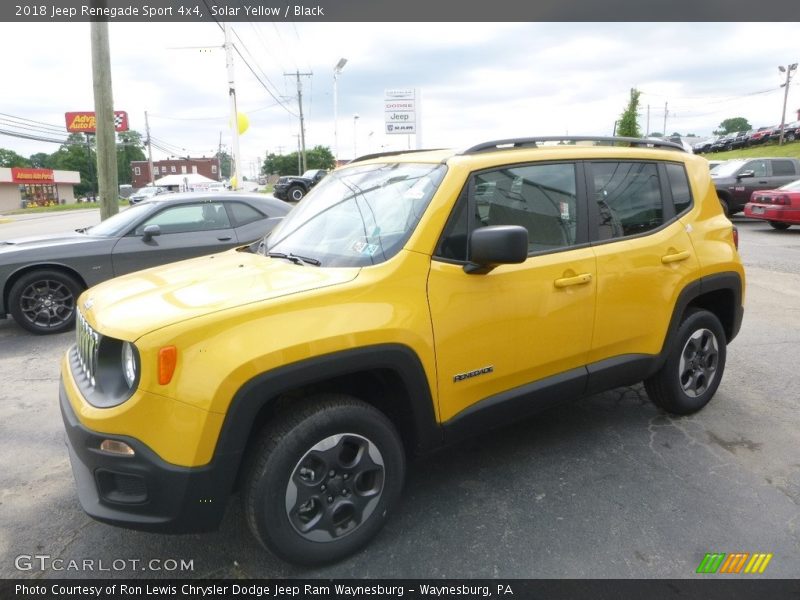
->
[343, 473, 349, 479]
[327, 496, 333, 503]
[320, 485, 326, 491]
[329, 470, 335, 477]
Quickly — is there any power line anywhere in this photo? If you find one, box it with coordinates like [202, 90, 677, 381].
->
[0, 112, 66, 133]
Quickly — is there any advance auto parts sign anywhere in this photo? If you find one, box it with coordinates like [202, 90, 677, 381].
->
[65, 111, 129, 133]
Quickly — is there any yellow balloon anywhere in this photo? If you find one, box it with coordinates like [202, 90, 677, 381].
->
[230, 113, 249, 135]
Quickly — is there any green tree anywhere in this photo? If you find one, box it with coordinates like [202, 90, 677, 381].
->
[263, 145, 336, 176]
[617, 88, 642, 138]
[714, 118, 751, 136]
[116, 130, 146, 185]
[216, 149, 232, 179]
[29, 152, 54, 169]
[51, 133, 95, 197]
[0, 148, 32, 168]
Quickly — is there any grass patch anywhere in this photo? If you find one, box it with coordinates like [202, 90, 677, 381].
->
[700, 140, 800, 160]
[5, 200, 128, 215]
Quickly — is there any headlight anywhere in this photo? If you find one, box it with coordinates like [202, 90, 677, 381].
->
[121, 342, 138, 389]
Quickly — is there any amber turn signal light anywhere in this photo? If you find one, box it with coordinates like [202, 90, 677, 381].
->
[158, 346, 178, 385]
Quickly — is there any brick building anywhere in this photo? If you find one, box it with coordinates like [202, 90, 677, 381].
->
[130, 157, 221, 189]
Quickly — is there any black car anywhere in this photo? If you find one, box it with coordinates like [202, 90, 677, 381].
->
[729, 131, 750, 149]
[693, 137, 717, 153]
[272, 169, 328, 202]
[0, 192, 291, 334]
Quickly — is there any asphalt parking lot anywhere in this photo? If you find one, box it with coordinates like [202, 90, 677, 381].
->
[0, 214, 798, 579]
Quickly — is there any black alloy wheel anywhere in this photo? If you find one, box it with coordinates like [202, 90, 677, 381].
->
[243, 394, 405, 565]
[8, 269, 82, 334]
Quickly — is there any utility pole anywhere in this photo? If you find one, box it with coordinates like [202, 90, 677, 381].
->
[333, 58, 347, 164]
[292, 135, 301, 175]
[778, 63, 798, 145]
[90, 19, 119, 220]
[285, 70, 312, 173]
[144, 111, 155, 185]
[662, 102, 668, 137]
[646, 104, 650, 137]
[224, 24, 242, 189]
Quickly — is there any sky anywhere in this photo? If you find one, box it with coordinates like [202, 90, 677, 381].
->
[1, 21, 799, 179]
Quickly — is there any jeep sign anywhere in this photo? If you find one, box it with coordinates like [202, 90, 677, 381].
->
[384, 88, 418, 136]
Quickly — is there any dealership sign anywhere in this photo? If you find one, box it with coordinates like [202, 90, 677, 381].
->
[384, 89, 418, 135]
[11, 168, 55, 183]
[65, 111, 129, 133]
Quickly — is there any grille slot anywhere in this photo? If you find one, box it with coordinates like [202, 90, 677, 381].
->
[76, 311, 100, 388]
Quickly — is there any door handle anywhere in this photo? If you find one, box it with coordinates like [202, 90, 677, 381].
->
[217, 236, 232, 241]
[661, 250, 690, 264]
[554, 273, 592, 288]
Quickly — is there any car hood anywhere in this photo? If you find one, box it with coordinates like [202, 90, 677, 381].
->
[81, 249, 360, 340]
[0, 231, 102, 253]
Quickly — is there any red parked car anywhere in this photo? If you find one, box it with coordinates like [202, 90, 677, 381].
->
[744, 179, 800, 229]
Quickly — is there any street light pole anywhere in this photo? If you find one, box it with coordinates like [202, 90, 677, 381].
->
[333, 58, 347, 165]
[778, 63, 798, 146]
[353, 114, 360, 159]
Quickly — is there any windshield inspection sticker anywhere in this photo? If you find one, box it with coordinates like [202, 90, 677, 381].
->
[351, 240, 380, 256]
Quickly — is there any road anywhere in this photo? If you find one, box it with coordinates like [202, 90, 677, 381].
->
[0, 213, 798, 579]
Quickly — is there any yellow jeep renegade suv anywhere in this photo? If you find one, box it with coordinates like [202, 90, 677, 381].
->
[60, 137, 744, 565]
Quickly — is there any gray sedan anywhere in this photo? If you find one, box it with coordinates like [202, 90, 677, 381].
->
[0, 192, 291, 334]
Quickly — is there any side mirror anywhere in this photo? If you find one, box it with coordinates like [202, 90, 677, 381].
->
[737, 170, 755, 179]
[464, 225, 528, 274]
[142, 224, 161, 242]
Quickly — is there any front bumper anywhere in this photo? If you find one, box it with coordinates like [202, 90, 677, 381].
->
[60, 378, 237, 534]
[272, 185, 289, 199]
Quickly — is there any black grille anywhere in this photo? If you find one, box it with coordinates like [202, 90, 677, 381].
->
[76, 311, 100, 388]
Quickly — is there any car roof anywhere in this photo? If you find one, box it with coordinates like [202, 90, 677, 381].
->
[345, 136, 695, 172]
[142, 191, 285, 206]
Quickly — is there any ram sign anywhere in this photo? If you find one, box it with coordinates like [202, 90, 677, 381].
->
[384, 89, 418, 135]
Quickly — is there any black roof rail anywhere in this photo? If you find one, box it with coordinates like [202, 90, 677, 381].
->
[349, 148, 444, 164]
[460, 136, 686, 154]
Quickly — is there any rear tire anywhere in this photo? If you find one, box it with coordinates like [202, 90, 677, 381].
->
[768, 221, 791, 230]
[243, 394, 405, 565]
[9, 269, 83, 334]
[644, 309, 726, 415]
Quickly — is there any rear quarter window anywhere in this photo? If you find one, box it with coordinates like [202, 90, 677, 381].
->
[665, 163, 693, 215]
[771, 160, 797, 177]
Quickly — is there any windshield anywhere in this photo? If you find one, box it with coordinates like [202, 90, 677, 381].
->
[710, 160, 746, 177]
[135, 187, 160, 196]
[264, 162, 446, 267]
[779, 179, 800, 192]
[301, 169, 321, 178]
[85, 203, 153, 237]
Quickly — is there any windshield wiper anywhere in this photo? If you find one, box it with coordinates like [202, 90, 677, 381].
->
[267, 251, 321, 266]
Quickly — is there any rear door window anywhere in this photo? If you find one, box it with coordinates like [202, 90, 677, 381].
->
[590, 162, 663, 240]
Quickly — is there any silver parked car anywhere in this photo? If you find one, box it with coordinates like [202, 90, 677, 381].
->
[0, 192, 291, 334]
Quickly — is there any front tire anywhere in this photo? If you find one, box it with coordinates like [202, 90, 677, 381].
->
[769, 221, 791, 230]
[288, 185, 305, 202]
[645, 309, 727, 415]
[717, 197, 730, 217]
[243, 394, 405, 565]
[8, 269, 83, 334]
